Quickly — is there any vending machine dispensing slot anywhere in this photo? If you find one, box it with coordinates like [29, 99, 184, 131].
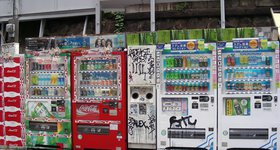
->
[35, 144, 61, 148]
[29, 121, 57, 132]
[77, 124, 110, 135]
[227, 148, 269, 150]
[168, 128, 206, 139]
[229, 128, 268, 139]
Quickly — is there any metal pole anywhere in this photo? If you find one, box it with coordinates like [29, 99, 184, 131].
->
[1, 23, 4, 45]
[13, 0, 19, 42]
[95, 1, 101, 34]
[220, 0, 225, 28]
[39, 19, 45, 37]
[83, 16, 88, 36]
[150, 0, 155, 32]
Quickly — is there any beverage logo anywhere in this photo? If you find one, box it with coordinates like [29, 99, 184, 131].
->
[7, 85, 16, 88]
[8, 129, 17, 132]
[7, 99, 17, 102]
[6, 70, 16, 73]
[8, 114, 17, 118]
[249, 39, 258, 49]
[76, 104, 99, 116]
[186, 41, 195, 50]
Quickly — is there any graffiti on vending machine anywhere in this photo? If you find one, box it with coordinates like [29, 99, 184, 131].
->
[128, 114, 156, 135]
[169, 115, 197, 128]
[128, 47, 155, 82]
[148, 114, 156, 134]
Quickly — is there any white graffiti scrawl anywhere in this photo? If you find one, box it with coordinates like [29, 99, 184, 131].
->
[128, 46, 156, 84]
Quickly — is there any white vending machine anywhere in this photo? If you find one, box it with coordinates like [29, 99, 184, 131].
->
[156, 40, 217, 150]
[127, 45, 156, 149]
[217, 38, 280, 150]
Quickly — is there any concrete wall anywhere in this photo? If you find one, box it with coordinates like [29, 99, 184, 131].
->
[0, 0, 98, 21]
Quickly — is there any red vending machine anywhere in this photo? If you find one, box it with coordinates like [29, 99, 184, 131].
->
[0, 43, 25, 148]
[71, 50, 127, 150]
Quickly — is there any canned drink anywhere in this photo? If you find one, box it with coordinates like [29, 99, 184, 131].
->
[178, 83, 182, 92]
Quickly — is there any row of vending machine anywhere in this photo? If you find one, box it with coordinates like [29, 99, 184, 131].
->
[0, 37, 279, 150]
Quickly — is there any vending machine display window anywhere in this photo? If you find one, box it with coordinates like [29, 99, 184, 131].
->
[162, 55, 212, 95]
[28, 57, 67, 99]
[222, 53, 274, 94]
[76, 58, 120, 100]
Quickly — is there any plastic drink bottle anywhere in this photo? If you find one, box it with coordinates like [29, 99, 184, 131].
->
[187, 57, 191, 68]
[204, 70, 208, 80]
[203, 56, 208, 67]
[244, 55, 248, 65]
[233, 99, 242, 115]
[266, 56, 270, 66]
[240, 55, 244, 66]
[89, 61, 93, 70]
[231, 54, 235, 66]
[182, 56, 186, 68]
[227, 55, 231, 66]
[199, 56, 203, 67]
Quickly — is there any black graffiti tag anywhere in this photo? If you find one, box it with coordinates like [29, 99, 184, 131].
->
[128, 48, 155, 81]
[128, 116, 155, 135]
[148, 114, 156, 134]
[169, 116, 197, 128]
